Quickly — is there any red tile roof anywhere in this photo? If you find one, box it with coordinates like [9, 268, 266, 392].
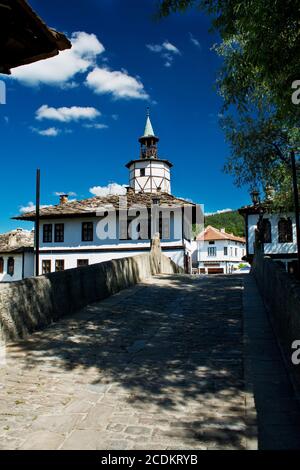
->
[196, 225, 245, 243]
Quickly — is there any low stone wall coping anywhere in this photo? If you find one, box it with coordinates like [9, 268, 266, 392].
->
[0, 248, 182, 345]
[252, 251, 300, 390]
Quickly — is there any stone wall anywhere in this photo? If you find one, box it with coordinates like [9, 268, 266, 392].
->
[252, 251, 300, 388]
[0, 245, 182, 345]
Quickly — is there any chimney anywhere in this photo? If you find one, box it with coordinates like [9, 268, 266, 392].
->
[152, 195, 160, 205]
[59, 194, 69, 205]
[220, 228, 226, 233]
[8, 231, 18, 248]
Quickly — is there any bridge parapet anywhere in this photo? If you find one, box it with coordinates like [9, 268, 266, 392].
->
[0, 239, 182, 345]
[252, 251, 300, 390]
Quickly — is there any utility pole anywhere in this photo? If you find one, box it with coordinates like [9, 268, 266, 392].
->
[35, 169, 40, 276]
[291, 150, 300, 278]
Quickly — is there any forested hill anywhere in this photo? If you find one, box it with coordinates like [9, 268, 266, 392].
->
[205, 211, 245, 237]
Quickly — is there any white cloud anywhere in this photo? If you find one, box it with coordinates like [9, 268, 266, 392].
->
[205, 208, 233, 216]
[83, 123, 108, 129]
[32, 127, 60, 137]
[146, 40, 181, 67]
[189, 33, 201, 49]
[89, 183, 127, 197]
[11, 32, 105, 87]
[36, 105, 101, 122]
[19, 202, 50, 214]
[146, 44, 164, 53]
[147, 41, 180, 55]
[163, 55, 173, 67]
[86, 67, 149, 100]
[162, 41, 180, 54]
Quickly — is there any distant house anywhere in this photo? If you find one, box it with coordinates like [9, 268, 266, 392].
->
[196, 225, 246, 274]
[0, 229, 34, 282]
[239, 203, 298, 272]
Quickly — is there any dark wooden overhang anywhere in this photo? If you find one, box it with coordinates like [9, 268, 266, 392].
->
[13, 211, 101, 222]
[0, 0, 71, 74]
[0, 246, 34, 254]
[13, 206, 200, 224]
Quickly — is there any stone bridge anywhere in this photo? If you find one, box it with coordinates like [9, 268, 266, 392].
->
[1, 273, 300, 450]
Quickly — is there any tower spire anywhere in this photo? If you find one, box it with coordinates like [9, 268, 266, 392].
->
[143, 107, 155, 137]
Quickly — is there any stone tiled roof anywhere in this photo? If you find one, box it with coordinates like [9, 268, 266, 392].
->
[1, 0, 71, 74]
[196, 225, 245, 243]
[0, 229, 34, 253]
[14, 191, 197, 222]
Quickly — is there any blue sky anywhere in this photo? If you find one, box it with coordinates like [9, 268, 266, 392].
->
[0, 0, 250, 232]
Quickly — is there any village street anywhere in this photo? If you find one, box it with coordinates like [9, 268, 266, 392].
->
[0, 274, 300, 450]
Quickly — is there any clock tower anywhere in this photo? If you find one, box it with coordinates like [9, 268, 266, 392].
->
[126, 109, 172, 194]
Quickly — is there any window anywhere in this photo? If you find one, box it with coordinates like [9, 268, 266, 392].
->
[55, 259, 65, 272]
[82, 222, 93, 242]
[209, 241, 215, 245]
[140, 168, 145, 177]
[235, 248, 238, 257]
[0, 257, 3, 274]
[42, 260, 51, 274]
[278, 218, 293, 243]
[77, 259, 89, 267]
[7, 257, 14, 276]
[262, 219, 272, 243]
[208, 246, 216, 257]
[43, 224, 52, 243]
[224, 247, 228, 256]
[54, 224, 64, 243]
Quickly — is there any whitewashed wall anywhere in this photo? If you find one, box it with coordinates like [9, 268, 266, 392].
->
[247, 213, 297, 255]
[24, 252, 34, 278]
[197, 239, 246, 263]
[2, 252, 34, 282]
[39, 214, 183, 250]
[38, 214, 186, 273]
[129, 161, 171, 194]
[38, 246, 185, 273]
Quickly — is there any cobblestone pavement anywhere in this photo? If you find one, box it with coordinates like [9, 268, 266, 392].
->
[0, 274, 297, 450]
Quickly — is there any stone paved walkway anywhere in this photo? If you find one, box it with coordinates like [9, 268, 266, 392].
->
[0, 274, 299, 450]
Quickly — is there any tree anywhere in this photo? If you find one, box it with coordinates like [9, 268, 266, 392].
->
[205, 210, 245, 237]
[158, 0, 300, 275]
[222, 112, 300, 206]
[157, 0, 300, 199]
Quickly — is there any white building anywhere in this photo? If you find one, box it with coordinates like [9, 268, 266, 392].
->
[196, 225, 246, 274]
[0, 229, 34, 282]
[15, 112, 199, 275]
[239, 204, 298, 272]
